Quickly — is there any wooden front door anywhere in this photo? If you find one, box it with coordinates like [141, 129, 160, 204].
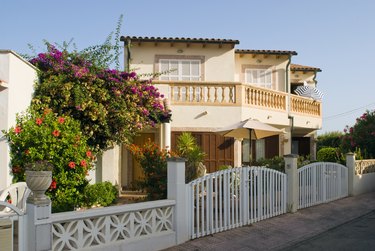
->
[132, 133, 155, 182]
[171, 132, 234, 173]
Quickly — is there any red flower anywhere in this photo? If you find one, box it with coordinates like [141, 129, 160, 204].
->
[52, 130, 60, 137]
[36, 118, 43, 125]
[58, 117, 65, 124]
[24, 149, 30, 155]
[86, 151, 92, 158]
[12, 166, 21, 174]
[7, 199, 12, 204]
[80, 160, 87, 167]
[14, 126, 22, 134]
[68, 161, 76, 169]
[50, 180, 57, 190]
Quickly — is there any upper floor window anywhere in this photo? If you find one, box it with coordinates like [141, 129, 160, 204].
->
[245, 68, 273, 89]
[159, 59, 201, 81]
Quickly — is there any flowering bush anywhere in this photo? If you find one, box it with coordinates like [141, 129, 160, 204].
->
[30, 45, 171, 150]
[128, 139, 174, 200]
[3, 108, 95, 212]
[341, 110, 375, 158]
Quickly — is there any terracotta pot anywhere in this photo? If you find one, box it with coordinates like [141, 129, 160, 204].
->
[25, 170, 52, 205]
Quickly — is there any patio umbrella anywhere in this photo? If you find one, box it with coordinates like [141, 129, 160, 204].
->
[214, 119, 282, 161]
[294, 85, 324, 100]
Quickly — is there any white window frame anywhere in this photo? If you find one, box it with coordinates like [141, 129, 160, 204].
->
[245, 68, 273, 89]
[159, 59, 201, 81]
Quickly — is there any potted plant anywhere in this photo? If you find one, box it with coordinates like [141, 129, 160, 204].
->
[25, 160, 53, 205]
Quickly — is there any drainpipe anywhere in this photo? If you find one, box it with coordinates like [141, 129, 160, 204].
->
[285, 54, 292, 93]
[288, 115, 294, 135]
[120, 36, 131, 72]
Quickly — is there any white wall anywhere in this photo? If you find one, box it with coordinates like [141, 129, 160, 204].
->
[0, 51, 36, 190]
[353, 173, 375, 196]
[234, 54, 289, 92]
[95, 146, 121, 187]
[130, 43, 236, 82]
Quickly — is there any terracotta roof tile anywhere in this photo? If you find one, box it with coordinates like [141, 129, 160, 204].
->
[235, 49, 297, 56]
[291, 64, 321, 72]
[121, 36, 240, 45]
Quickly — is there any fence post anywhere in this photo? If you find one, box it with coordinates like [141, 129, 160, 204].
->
[346, 153, 356, 196]
[167, 157, 189, 245]
[26, 202, 52, 251]
[284, 154, 298, 213]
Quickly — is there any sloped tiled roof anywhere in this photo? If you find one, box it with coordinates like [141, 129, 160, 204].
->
[121, 36, 240, 45]
[235, 49, 297, 56]
[291, 64, 321, 72]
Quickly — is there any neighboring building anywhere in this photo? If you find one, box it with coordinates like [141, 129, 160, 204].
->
[114, 36, 323, 188]
[0, 50, 37, 191]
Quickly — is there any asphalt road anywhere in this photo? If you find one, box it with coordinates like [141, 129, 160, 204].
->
[284, 210, 375, 251]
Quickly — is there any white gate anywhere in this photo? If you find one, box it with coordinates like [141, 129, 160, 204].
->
[298, 162, 348, 209]
[188, 166, 286, 239]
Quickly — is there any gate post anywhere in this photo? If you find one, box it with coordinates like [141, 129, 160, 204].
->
[346, 153, 356, 196]
[284, 154, 298, 213]
[26, 202, 52, 251]
[167, 157, 189, 245]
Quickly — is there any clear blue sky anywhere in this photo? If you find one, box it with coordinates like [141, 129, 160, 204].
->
[3, 0, 375, 134]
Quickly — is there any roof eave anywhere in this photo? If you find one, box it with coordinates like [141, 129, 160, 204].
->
[235, 49, 298, 56]
[120, 36, 240, 45]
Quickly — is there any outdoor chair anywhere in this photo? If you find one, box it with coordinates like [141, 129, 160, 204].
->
[0, 182, 31, 214]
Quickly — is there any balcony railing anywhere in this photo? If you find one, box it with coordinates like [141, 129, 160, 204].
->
[243, 85, 286, 111]
[290, 95, 321, 117]
[155, 81, 238, 105]
[153, 81, 321, 117]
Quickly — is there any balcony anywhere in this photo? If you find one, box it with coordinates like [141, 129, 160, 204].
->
[153, 81, 322, 128]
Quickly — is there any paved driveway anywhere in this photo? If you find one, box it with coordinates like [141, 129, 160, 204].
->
[285, 210, 375, 251]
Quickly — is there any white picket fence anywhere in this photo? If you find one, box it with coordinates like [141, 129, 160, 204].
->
[189, 166, 287, 239]
[298, 162, 348, 209]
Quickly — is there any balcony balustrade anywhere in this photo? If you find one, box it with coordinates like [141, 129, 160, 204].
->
[153, 81, 321, 117]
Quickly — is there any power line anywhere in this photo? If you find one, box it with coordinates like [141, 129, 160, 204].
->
[324, 102, 375, 121]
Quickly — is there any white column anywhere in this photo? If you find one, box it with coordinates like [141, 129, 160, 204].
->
[163, 122, 171, 150]
[26, 202, 52, 251]
[167, 157, 189, 245]
[283, 127, 292, 155]
[346, 153, 356, 196]
[101, 146, 121, 185]
[284, 154, 298, 213]
[234, 138, 243, 167]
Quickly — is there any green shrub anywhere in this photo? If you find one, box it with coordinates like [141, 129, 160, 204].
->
[84, 181, 118, 207]
[317, 131, 343, 151]
[251, 156, 285, 172]
[317, 147, 339, 162]
[128, 139, 171, 200]
[218, 165, 232, 171]
[175, 132, 206, 182]
[341, 110, 375, 158]
[3, 108, 95, 212]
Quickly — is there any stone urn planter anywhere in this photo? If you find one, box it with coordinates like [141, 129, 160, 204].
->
[25, 160, 53, 205]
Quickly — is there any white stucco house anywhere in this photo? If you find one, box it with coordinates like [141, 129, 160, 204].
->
[112, 36, 323, 189]
[0, 50, 37, 191]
